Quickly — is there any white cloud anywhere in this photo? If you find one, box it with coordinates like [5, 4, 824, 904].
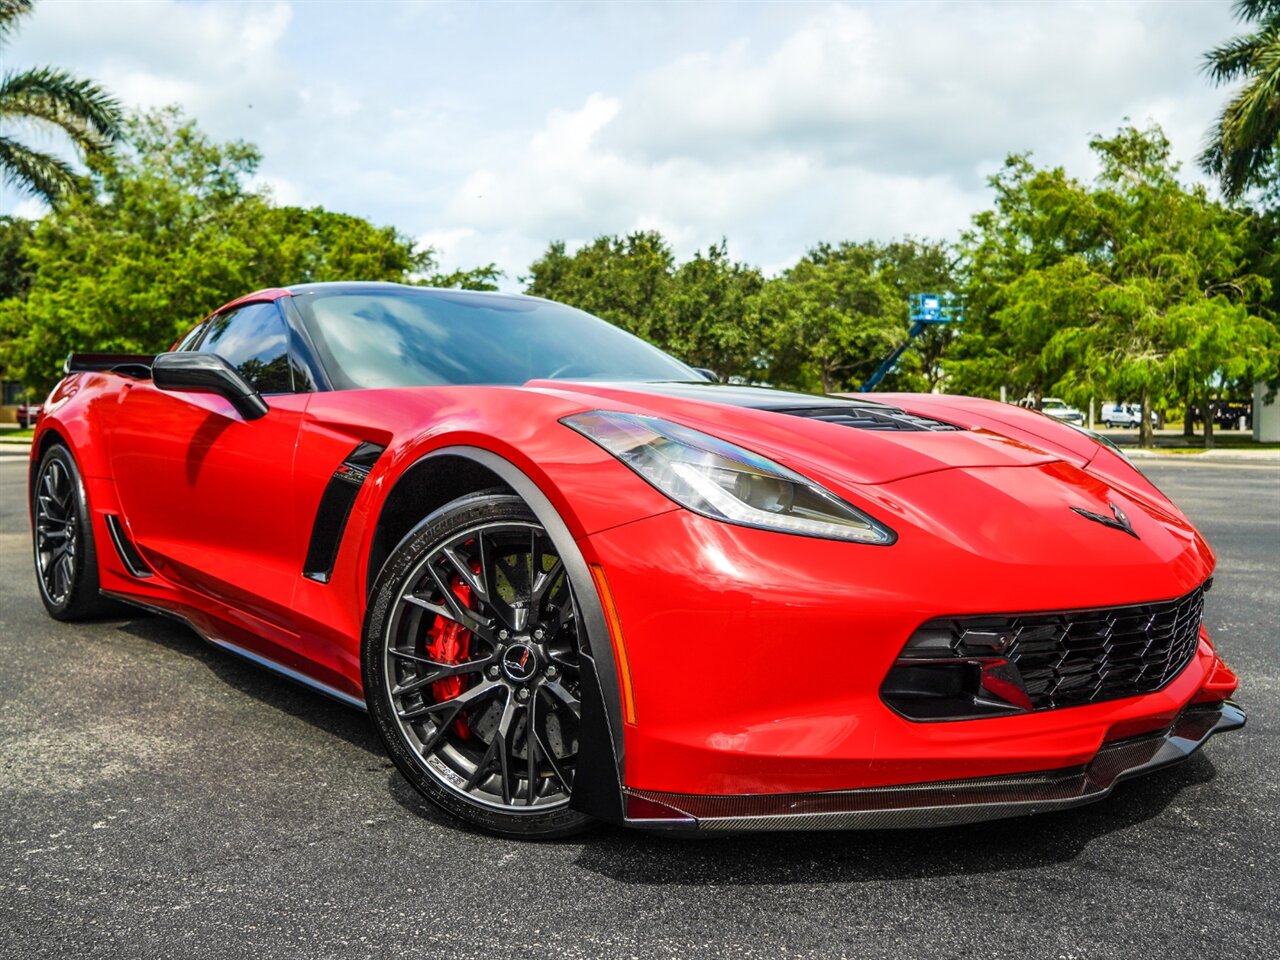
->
[12, 1, 297, 138]
[426, 0, 1234, 280]
[0, 0, 1241, 286]
[605, 1, 1227, 182]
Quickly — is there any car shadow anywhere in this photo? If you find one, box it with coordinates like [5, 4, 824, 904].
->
[570, 754, 1219, 885]
[112, 612, 383, 757]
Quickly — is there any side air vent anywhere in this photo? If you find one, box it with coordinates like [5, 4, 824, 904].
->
[776, 405, 962, 433]
[105, 514, 153, 578]
[303, 441, 386, 584]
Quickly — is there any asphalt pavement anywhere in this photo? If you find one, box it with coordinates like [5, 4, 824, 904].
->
[1, 447, 1277, 959]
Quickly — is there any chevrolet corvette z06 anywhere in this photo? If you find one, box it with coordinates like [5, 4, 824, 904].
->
[29, 282, 1243, 837]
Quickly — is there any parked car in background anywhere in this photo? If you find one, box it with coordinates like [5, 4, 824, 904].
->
[15, 402, 40, 428]
[1024, 396, 1085, 425]
[1100, 403, 1154, 428]
[1187, 403, 1253, 430]
[1214, 403, 1252, 430]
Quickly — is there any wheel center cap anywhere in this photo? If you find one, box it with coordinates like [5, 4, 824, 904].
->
[500, 642, 538, 683]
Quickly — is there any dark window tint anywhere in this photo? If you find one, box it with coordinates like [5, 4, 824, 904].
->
[293, 289, 699, 389]
[198, 302, 295, 394]
[174, 323, 206, 352]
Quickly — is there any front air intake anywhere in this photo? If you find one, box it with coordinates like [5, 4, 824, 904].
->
[883, 585, 1207, 720]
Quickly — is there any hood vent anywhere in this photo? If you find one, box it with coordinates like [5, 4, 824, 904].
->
[775, 405, 962, 433]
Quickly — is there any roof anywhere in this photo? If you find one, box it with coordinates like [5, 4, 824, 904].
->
[283, 281, 540, 304]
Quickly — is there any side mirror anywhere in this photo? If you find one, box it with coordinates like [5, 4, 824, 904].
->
[152, 353, 269, 421]
[693, 367, 720, 383]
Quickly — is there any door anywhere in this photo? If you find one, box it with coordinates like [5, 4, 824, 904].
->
[111, 301, 310, 630]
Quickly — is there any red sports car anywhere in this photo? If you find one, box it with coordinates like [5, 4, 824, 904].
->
[29, 282, 1243, 837]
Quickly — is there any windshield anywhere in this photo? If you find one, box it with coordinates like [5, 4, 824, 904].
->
[292, 287, 702, 390]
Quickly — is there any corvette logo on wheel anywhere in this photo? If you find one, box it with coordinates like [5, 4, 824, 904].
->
[1071, 501, 1139, 539]
[501, 642, 538, 683]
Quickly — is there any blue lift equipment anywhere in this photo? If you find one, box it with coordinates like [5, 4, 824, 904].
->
[859, 293, 962, 392]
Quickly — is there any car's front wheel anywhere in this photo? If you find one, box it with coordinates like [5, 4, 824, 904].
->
[363, 492, 591, 838]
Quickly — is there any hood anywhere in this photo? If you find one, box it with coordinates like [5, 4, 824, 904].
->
[521, 380, 1208, 599]
[522, 380, 1067, 485]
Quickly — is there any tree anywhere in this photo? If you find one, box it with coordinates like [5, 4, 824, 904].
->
[950, 155, 1103, 404]
[524, 232, 675, 340]
[0, 213, 31, 299]
[422, 263, 503, 292]
[960, 125, 1275, 448]
[1201, 0, 1280, 202]
[654, 241, 767, 380]
[763, 242, 903, 394]
[1074, 127, 1272, 447]
[0, 0, 122, 204]
[525, 234, 772, 380]
[0, 108, 481, 390]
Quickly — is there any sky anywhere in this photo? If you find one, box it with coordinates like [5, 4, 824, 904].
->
[0, 0, 1243, 287]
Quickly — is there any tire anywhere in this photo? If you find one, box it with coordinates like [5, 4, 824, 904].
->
[32, 444, 116, 621]
[363, 491, 592, 839]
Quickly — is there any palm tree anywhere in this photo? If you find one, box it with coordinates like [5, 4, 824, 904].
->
[0, 0, 122, 204]
[1201, 0, 1280, 201]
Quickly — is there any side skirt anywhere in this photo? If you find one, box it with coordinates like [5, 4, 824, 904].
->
[102, 590, 367, 712]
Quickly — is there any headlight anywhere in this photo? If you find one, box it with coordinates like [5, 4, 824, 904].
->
[561, 411, 896, 544]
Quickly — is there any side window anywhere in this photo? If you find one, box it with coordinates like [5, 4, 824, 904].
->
[174, 322, 207, 352]
[198, 302, 296, 394]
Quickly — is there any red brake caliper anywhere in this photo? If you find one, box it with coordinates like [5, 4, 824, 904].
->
[423, 572, 476, 738]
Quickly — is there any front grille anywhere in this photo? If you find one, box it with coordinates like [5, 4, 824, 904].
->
[916, 586, 1206, 710]
[775, 405, 962, 433]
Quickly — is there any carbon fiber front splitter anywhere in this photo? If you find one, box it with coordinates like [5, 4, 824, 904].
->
[623, 700, 1246, 832]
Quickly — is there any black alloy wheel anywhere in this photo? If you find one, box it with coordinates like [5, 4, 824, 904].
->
[32, 444, 114, 620]
[363, 492, 591, 838]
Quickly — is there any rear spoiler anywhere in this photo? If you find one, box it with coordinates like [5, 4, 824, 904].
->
[64, 353, 156, 378]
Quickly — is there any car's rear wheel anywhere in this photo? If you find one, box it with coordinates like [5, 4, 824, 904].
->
[363, 492, 591, 838]
[32, 444, 114, 621]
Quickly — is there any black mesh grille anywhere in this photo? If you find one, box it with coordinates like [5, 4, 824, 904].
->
[916, 587, 1206, 710]
[774, 405, 962, 432]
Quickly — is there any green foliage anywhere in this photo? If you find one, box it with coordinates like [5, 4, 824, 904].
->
[421, 263, 504, 292]
[0, 0, 124, 203]
[958, 124, 1276, 446]
[0, 213, 31, 299]
[763, 242, 902, 393]
[525, 233, 954, 391]
[0, 108, 471, 390]
[526, 232, 675, 340]
[525, 232, 768, 381]
[1201, 0, 1280, 202]
[0, 87, 1273, 444]
[655, 241, 767, 379]
[950, 155, 1100, 401]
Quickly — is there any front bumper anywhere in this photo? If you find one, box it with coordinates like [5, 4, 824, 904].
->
[581, 506, 1224, 799]
[624, 700, 1245, 831]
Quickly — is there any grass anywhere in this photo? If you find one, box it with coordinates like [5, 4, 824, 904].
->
[1152, 436, 1280, 451]
[1099, 428, 1279, 451]
[1147, 444, 1280, 454]
[0, 427, 34, 440]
